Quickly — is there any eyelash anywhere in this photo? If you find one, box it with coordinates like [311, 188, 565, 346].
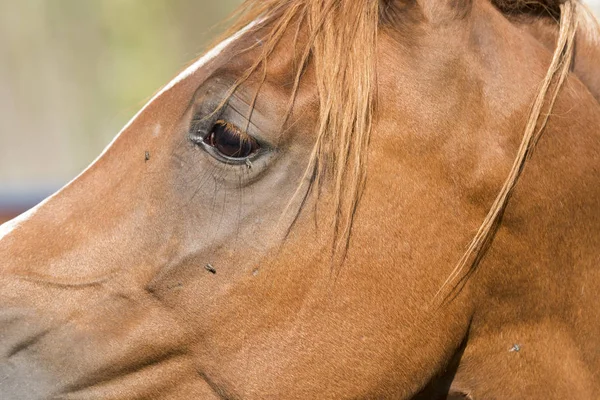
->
[197, 119, 261, 161]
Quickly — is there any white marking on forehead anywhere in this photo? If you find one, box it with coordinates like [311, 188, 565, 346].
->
[0, 20, 258, 241]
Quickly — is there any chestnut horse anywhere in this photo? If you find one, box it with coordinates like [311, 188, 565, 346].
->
[1, 0, 599, 398]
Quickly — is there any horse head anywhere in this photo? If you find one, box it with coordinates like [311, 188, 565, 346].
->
[1, 0, 599, 398]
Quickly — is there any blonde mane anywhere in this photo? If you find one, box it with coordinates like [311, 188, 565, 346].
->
[222, 0, 379, 260]
[217, 0, 585, 284]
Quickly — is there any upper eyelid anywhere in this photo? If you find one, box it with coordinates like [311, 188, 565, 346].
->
[224, 103, 260, 132]
[190, 105, 262, 142]
[188, 81, 273, 142]
[201, 97, 265, 138]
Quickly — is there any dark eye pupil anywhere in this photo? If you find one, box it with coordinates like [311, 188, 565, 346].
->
[204, 121, 258, 159]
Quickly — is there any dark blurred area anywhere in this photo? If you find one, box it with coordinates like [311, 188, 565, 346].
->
[0, 0, 242, 224]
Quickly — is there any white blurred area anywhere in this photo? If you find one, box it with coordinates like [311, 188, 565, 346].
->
[0, 1, 599, 218]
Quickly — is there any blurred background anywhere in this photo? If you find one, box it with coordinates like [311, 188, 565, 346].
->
[0, 0, 242, 223]
[0, 1, 599, 224]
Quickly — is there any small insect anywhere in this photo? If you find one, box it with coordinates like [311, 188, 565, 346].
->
[245, 159, 253, 170]
[509, 344, 521, 352]
[205, 263, 217, 274]
[145, 151, 150, 162]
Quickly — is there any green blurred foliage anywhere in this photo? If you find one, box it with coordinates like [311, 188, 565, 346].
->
[0, 0, 241, 189]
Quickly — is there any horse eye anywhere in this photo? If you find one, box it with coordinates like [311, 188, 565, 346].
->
[203, 120, 259, 159]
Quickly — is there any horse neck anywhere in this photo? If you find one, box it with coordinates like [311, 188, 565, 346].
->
[468, 46, 600, 381]
[470, 5, 600, 309]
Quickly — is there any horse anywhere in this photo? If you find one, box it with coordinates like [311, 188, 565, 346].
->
[0, 0, 599, 398]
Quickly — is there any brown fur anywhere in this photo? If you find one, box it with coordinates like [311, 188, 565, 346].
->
[0, 0, 599, 398]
